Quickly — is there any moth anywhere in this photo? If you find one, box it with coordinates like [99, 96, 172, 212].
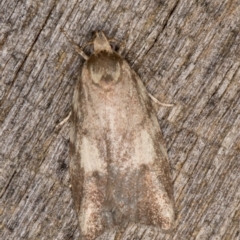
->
[66, 31, 175, 240]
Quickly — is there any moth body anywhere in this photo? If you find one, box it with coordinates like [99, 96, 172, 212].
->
[69, 32, 175, 240]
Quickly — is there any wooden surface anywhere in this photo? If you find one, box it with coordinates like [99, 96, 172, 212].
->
[0, 0, 239, 239]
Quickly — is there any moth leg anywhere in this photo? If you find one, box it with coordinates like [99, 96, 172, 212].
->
[139, 168, 175, 231]
[60, 28, 89, 60]
[114, 228, 124, 240]
[148, 93, 174, 107]
[56, 111, 71, 128]
[132, 69, 173, 107]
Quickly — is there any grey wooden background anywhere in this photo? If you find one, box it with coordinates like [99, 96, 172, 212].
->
[0, 0, 239, 239]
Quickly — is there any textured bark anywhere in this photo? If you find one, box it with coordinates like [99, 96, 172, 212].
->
[0, 0, 239, 240]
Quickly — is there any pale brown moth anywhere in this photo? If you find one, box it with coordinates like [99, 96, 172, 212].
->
[66, 31, 175, 240]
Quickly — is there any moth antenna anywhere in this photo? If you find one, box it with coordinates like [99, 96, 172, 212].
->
[60, 28, 89, 60]
[118, 40, 126, 55]
[82, 40, 94, 49]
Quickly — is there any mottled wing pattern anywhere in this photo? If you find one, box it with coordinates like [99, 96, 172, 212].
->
[69, 32, 175, 240]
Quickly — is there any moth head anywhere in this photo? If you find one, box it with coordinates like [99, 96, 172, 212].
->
[93, 31, 112, 53]
[87, 42, 123, 91]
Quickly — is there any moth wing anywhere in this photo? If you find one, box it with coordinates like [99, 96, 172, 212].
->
[133, 70, 175, 231]
[69, 81, 111, 239]
[106, 61, 175, 231]
[69, 50, 175, 238]
[69, 82, 84, 215]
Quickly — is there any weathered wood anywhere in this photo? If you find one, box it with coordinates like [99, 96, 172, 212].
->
[0, 0, 239, 239]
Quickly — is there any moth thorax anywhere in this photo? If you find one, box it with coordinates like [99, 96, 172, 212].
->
[87, 52, 122, 89]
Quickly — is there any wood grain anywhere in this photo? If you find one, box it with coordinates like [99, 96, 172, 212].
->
[0, 0, 239, 239]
